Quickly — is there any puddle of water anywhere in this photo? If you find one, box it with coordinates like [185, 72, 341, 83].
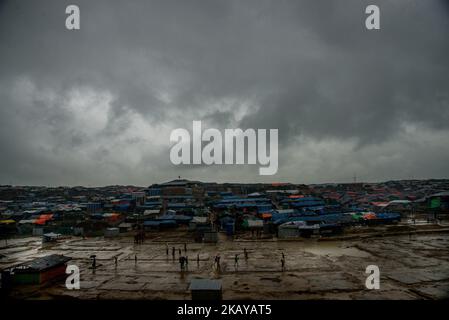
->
[302, 242, 371, 258]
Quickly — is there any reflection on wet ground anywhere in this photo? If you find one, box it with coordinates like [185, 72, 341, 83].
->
[1, 232, 449, 300]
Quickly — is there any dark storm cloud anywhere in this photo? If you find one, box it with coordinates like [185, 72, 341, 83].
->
[0, 0, 448, 185]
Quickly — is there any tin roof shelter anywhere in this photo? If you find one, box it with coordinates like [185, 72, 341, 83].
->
[2, 254, 71, 286]
[189, 279, 222, 300]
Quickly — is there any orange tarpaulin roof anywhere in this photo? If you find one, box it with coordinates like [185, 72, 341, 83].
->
[363, 213, 377, 220]
[261, 213, 272, 219]
[106, 213, 121, 221]
[34, 214, 53, 225]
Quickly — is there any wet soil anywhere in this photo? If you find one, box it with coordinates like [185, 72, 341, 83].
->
[1, 228, 449, 300]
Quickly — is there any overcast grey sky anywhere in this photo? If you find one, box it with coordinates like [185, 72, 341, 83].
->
[0, 0, 448, 186]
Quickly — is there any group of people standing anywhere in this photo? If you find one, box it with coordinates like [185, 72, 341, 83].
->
[163, 243, 287, 272]
[165, 243, 191, 271]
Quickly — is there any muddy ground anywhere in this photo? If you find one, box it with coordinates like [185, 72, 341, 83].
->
[1, 226, 449, 300]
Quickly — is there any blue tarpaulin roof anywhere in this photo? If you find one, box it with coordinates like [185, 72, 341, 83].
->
[144, 220, 177, 227]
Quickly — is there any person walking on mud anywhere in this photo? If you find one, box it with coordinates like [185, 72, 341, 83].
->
[185, 256, 189, 270]
[216, 254, 221, 270]
[90, 255, 97, 269]
[244, 248, 248, 260]
[197, 253, 200, 265]
[134, 254, 138, 265]
[234, 254, 239, 268]
[172, 246, 175, 259]
[114, 256, 118, 268]
[213, 255, 219, 270]
[166, 243, 169, 256]
[179, 256, 184, 271]
[178, 248, 182, 255]
[184, 243, 187, 253]
[281, 257, 285, 272]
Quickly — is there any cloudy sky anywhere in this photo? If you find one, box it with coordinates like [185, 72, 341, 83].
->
[0, 0, 448, 186]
